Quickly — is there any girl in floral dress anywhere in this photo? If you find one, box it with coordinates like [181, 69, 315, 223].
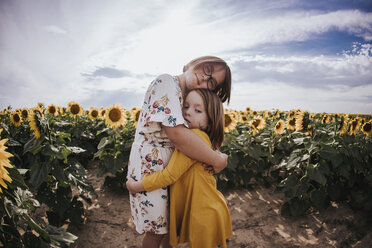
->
[127, 56, 231, 248]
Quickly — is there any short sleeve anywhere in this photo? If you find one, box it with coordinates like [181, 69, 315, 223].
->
[141, 74, 185, 133]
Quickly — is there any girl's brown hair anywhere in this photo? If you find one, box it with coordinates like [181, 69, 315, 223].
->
[183, 56, 231, 104]
[189, 89, 224, 150]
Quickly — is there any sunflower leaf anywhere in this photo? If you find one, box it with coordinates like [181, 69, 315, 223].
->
[97, 136, 114, 150]
[30, 160, 51, 189]
[66, 146, 86, 154]
[42, 144, 64, 160]
[26, 215, 51, 242]
[228, 152, 239, 171]
[5, 137, 22, 147]
[23, 136, 44, 155]
[293, 138, 305, 145]
[307, 163, 327, 186]
[54, 121, 73, 127]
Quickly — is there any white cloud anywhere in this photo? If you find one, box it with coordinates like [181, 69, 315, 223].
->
[99, 8, 372, 77]
[229, 80, 372, 114]
[229, 43, 372, 88]
[44, 25, 67, 34]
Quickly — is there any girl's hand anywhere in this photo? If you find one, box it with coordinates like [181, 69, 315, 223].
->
[126, 177, 145, 194]
[203, 164, 215, 174]
[212, 151, 228, 173]
[126, 178, 139, 194]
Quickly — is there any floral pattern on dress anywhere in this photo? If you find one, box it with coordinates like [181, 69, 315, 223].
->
[127, 74, 185, 234]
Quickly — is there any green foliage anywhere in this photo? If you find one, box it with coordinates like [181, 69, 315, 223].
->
[220, 113, 372, 217]
[94, 122, 135, 177]
[0, 169, 77, 248]
[1, 105, 371, 248]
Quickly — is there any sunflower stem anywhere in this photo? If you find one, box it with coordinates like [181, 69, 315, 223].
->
[46, 118, 53, 145]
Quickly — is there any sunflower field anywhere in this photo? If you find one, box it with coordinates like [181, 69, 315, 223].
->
[0, 102, 371, 247]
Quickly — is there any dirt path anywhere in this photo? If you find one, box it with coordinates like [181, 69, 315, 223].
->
[68, 162, 372, 248]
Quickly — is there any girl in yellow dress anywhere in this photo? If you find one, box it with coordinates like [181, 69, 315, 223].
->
[127, 89, 232, 248]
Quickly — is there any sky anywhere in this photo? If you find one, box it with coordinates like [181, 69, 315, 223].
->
[1, 0, 372, 114]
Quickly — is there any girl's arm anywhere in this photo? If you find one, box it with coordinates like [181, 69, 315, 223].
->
[126, 148, 194, 193]
[139, 146, 195, 192]
[163, 125, 228, 173]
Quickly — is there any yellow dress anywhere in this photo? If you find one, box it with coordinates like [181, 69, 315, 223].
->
[142, 129, 233, 248]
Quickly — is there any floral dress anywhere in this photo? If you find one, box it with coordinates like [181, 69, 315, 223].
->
[127, 74, 185, 234]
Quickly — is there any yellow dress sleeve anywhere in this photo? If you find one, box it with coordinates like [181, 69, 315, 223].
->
[142, 129, 210, 192]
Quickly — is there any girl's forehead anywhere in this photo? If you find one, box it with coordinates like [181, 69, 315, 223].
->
[185, 91, 204, 104]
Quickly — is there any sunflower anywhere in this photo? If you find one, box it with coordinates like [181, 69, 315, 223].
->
[0, 129, 14, 196]
[322, 114, 330, 124]
[295, 111, 311, 132]
[239, 114, 249, 124]
[305, 124, 313, 136]
[37, 102, 45, 110]
[362, 121, 372, 136]
[273, 109, 281, 119]
[68, 101, 83, 117]
[262, 110, 269, 119]
[99, 107, 107, 119]
[57, 107, 63, 115]
[21, 108, 30, 121]
[130, 106, 139, 112]
[224, 112, 237, 133]
[274, 120, 285, 135]
[47, 104, 58, 117]
[31, 107, 44, 118]
[287, 117, 297, 131]
[349, 117, 361, 135]
[333, 113, 340, 121]
[251, 110, 258, 117]
[130, 108, 142, 127]
[295, 111, 305, 131]
[249, 117, 266, 134]
[105, 104, 126, 128]
[245, 107, 251, 113]
[10, 112, 22, 127]
[89, 107, 99, 120]
[229, 110, 239, 121]
[339, 115, 349, 135]
[29, 112, 41, 139]
[288, 110, 297, 118]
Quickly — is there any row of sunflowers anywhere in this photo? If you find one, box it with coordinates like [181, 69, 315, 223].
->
[3, 102, 372, 140]
[0, 101, 371, 247]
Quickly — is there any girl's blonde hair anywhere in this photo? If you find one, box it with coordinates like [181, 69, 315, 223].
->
[189, 89, 224, 150]
[183, 56, 231, 104]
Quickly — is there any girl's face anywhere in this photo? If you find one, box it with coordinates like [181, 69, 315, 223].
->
[183, 91, 209, 130]
[184, 63, 226, 92]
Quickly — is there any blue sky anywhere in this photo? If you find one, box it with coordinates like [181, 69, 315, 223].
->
[1, 0, 371, 114]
